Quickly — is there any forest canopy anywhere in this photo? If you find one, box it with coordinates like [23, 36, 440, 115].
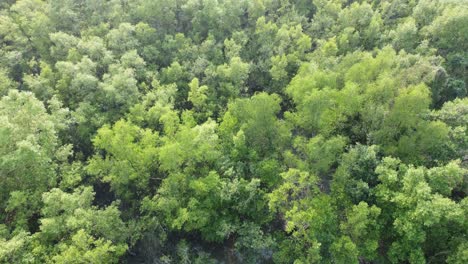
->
[0, 0, 467, 263]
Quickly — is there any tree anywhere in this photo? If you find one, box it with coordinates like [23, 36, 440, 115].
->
[220, 92, 289, 160]
[333, 202, 381, 262]
[0, 0, 467, 262]
[87, 120, 159, 206]
[0, 90, 70, 229]
[269, 169, 338, 263]
[375, 158, 467, 263]
[188, 77, 211, 121]
[36, 187, 128, 262]
[331, 144, 380, 208]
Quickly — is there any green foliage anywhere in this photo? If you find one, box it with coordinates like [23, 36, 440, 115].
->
[0, 0, 467, 263]
[375, 158, 467, 263]
[0, 90, 70, 228]
[0, 187, 128, 263]
[0, 228, 32, 263]
[52, 229, 127, 264]
[39, 187, 128, 243]
[88, 120, 159, 204]
[331, 144, 381, 207]
[338, 202, 381, 261]
[221, 92, 290, 158]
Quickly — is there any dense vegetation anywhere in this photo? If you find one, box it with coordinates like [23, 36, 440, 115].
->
[0, 0, 467, 263]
